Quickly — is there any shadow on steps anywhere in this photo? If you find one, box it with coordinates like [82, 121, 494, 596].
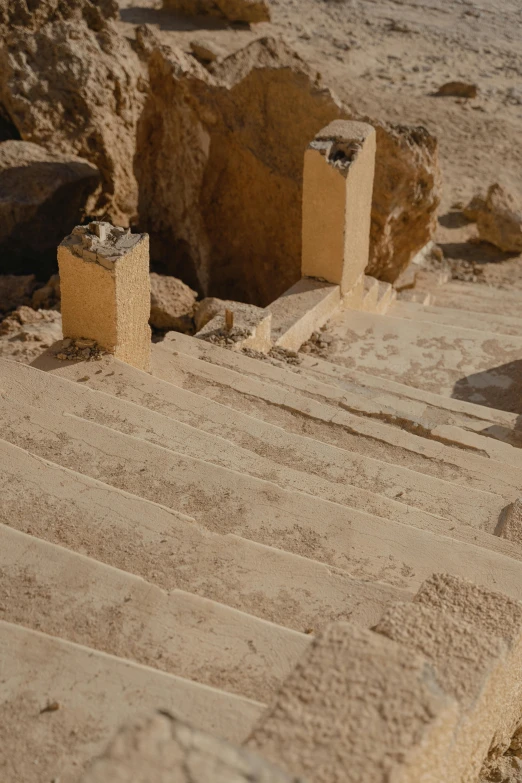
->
[453, 360, 522, 446]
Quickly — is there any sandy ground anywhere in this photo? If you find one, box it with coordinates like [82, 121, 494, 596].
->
[117, 0, 522, 289]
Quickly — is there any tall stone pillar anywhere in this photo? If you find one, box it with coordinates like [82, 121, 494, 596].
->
[58, 222, 151, 372]
[301, 120, 376, 295]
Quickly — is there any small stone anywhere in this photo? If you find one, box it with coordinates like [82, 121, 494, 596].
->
[62, 338, 72, 349]
[56, 353, 67, 361]
[75, 338, 96, 349]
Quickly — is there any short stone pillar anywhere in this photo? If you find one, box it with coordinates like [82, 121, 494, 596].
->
[58, 222, 151, 372]
[301, 120, 376, 295]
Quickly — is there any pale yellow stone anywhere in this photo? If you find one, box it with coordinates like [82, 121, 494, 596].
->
[302, 121, 376, 295]
[58, 223, 151, 372]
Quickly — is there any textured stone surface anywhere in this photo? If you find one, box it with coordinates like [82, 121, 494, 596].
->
[0, 0, 119, 30]
[81, 712, 299, 783]
[0, 1, 145, 225]
[150, 273, 198, 332]
[414, 574, 522, 775]
[247, 622, 458, 782]
[0, 141, 100, 277]
[476, 184, 522, 252]
[365, 122, 441, 281]
[136, 36, 441, 305]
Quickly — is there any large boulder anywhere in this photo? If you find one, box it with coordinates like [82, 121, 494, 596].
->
[136, 36, 441, 305]
[475, 184, 522, 253]
[0, 0, 145, 225]
[365, 123, 441, 282]
[150, 272, 198, 331]
[0, 141, 100, 277]
[162, 0, 270, 24]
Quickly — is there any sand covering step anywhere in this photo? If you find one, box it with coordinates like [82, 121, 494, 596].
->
[162, 331, 522, 462]
[0, 357, 506, 533]
[0, 523, 309, 703]
[1, 396, 522, 600]
[151, 341, 522, 501]
[392, 298, 522, 338]
[318, 307, 522, 405]
[0, 621, 264, 783]
[37, 343, 522, 502]
[0, 438, 409, 633]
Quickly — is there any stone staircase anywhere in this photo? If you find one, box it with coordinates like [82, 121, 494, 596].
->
[3, 120, 522, 782]
[2, 292, 522, 779]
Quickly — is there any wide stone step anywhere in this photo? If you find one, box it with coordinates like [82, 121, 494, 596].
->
[293, 351, 522, 450]
[317, 308, 522, 408]
[431, 281, 522, 316]
[391, 299, 522, 338]
[150, 342, 522, 502]
[0, 621, 264, 783]
[37, 345, 522, 503]
[1, 401, 522, 601]
[1, 357, 505, 534]
[0, 524, 308, 704]
[163, 332, 522, 456]
[0, 438, 409, 633]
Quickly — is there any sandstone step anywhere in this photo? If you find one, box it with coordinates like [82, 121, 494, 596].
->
[0, 621, 264, 783]
[294, 351, 521, 448]
[0, 523, 309, 704]
[1, 357, 505, 534]
[149, 342, 522, 503]
[0, 438, 410, 633]
[317, 308, 522, 405]
[35, 346, 522, 522]
[1, 399, 522, 601]
[431, 281, 522, 316]
[162, 332, 522, 457]
[391, 299, 522, 338]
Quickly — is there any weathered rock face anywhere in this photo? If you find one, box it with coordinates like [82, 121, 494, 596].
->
[0, 0, 119, 31]
[162, 0, 270, 24]
[365, 123, 441, 282]
[0, 141, 100, 277]
[136, 37, 441, 305]
[150, 272, 198, 332]
[475, 184, 522, 253]
[0, 0, 145, 225]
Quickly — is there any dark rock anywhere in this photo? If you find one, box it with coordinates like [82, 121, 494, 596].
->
[0, 141, 100, 277]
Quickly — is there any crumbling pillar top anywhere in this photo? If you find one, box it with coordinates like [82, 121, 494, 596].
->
[61, 222, 145, 270]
